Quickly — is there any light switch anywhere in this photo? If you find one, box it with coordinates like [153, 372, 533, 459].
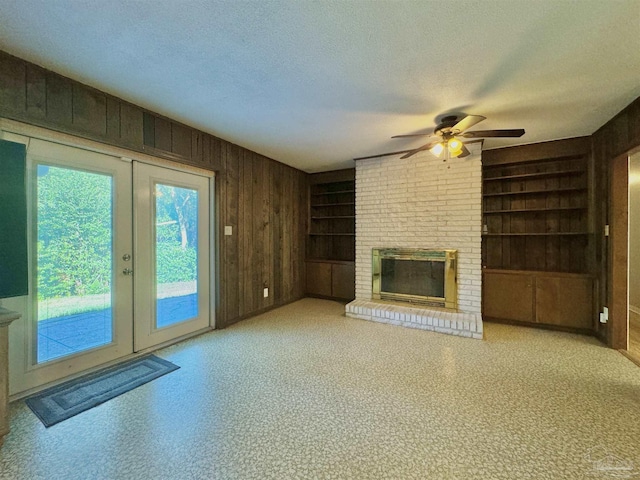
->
[224, 225, 233, 236]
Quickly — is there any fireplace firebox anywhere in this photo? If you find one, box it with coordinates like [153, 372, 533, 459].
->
[372, 248, 457, 309]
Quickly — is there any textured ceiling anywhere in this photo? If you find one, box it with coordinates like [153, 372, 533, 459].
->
[0, 1, 639, 172]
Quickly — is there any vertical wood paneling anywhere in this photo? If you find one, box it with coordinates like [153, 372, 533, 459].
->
[118, 103, 144, 148]
[46, 74, 73, 127]
[272, 161, 283, 301]
[171, 123, 192, 158]
[72, 84, 107, 135]
[142, 112, 155, 147]
[224, 143, 241, 322]
[191, 131, 203, 165]
[209, 136, 223, 171]
[250, 154, 261, 312]
[262, 157, 273, 309]
[212, 137, 226, 325]
[629, 100, 640, 148]
[282, 166, 293, 299]
[296, 170, 307, 298]
[105, 97, 120, 141]
[0, 53, 26, 116]
[25, 64, 46, 120]
[154, 117, 172, 152]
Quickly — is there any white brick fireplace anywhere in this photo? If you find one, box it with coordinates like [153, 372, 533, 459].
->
[345, 143, 483, 339]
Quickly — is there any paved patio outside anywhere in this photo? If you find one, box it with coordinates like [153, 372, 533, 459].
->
[37, 293, 198, 362]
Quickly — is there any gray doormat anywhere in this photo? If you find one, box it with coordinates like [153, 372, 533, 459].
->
[25, 354, 179, 427]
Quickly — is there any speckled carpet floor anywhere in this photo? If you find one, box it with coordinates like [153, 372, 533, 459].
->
[2, 298, 640, 479]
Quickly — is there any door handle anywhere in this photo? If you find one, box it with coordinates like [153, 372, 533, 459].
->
[122, 268, 133, 276]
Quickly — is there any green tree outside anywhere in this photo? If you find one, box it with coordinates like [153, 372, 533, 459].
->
[37, 166, 198, 319]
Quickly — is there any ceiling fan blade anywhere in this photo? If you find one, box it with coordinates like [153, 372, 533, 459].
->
[353, 149, 416, 161]
[400, 141, 440, 159]
[391, 133, 434, 139]
[462, 129, 525, 138]
[452, 115, 486, 133]
[457, 144, 471, 158]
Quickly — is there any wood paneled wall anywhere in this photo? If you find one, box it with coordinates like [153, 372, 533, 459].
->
[0, 50, 307, 328]
[214, 140, 307, 324]
[592, 96, 640, 344]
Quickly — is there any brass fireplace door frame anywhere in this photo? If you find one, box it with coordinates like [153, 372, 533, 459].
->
[372, 248, 457, 309]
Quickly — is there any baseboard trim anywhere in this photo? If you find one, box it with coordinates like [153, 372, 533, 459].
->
[620, 349, 640, 368]
[219, 296, 306, 329]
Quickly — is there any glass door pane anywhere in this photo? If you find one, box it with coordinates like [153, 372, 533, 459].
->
[36, 164, 114, 363]
[155, 184, 199, 328]
[133, 162, 210, 352]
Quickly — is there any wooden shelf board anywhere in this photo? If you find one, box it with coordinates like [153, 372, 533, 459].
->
[311, 190, 355, 196]
[482, 153, 587, 169]
[483, 232, 590, 236]
[306, 258, 355, 264]
[309, 233, 356, 236]
[483, 187, 587, 197]
[311, 216, 356, 219]
[483, 207, 586, 214]
[483, 169, 585, 181]
[310, 202, 355, 207]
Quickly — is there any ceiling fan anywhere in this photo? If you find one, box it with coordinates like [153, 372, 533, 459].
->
[353, 115, 525, 161]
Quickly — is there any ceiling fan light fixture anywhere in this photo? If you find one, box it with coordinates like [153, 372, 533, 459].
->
[430, 142, 445, 157]
[354, 114, 525, 162]
[448, 137, 463, 156]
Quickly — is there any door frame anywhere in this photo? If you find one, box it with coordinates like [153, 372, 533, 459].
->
[609, 152, 629, 350]
[609, 146, 640, 350]
[0, 119, 216, 398]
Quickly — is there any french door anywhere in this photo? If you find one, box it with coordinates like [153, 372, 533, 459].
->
[9, 137, 211, 394]
[133, 162, 210, 351]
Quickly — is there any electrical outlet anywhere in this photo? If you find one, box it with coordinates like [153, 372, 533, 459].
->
[224, 226, 233, 236]
[263, 287, 269, 298]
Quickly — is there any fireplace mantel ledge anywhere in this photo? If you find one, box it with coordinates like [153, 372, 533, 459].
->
[346, 299, 483, 340]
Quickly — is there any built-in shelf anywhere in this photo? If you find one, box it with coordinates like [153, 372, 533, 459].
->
[483, 232, 589, 236]
[483, 187, 587, 197]
[484, 206, 586, 214]
[483, 169, 584, 181]
[307, 171, 356, 300]
[481, 141, 593, 332]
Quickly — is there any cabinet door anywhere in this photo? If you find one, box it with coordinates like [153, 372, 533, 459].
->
[306, 262, 332, 297]
[536, 275, 593, 329]
[483, 271, 535, 322]
[332, 263, 355, 300]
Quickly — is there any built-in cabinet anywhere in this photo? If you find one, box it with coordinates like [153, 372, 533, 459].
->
[306, 260, 355, 300]
[306, 169, 355, 300]
[482, 138, 596, 331]
[483, 269, 594, 331]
